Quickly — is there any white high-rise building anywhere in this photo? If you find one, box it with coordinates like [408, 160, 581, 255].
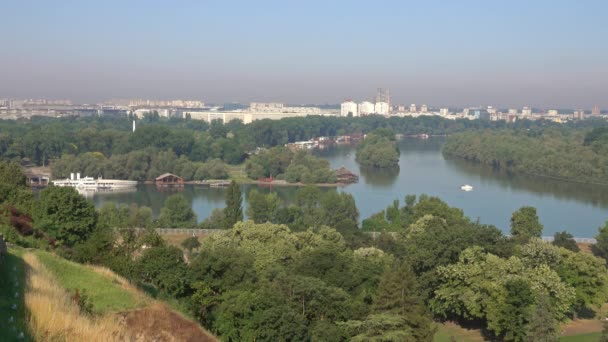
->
[409, 104, 417, 113]
[508, 109, 518, 115]
[547, 109, 559, 116]
[341, 101, 358, 117]
[420, 104, 428, 113]
[439, 108, 449, 116]
[522, 107, 532, 116]
[374, 102, 389, 115]
[358, 101, 374, 116]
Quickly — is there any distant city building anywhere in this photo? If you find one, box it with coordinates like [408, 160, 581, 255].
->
[22, 99, 72, 106]
[223, 103, 247, 111]
[522, 107, 532, 116]
[374, 102, 389, 115]
[592, 105, 601, 116]
[439, 108, 449, 116]
[468, 108, 491, 120]
[420, 104, 428, 113]
[250, 102, 284, 111]
[508, 108, 518, 115]
[547, 109, 559, 116]
[409, 104, 417, 113]
[133, 109, 152, 118]
[358, 101, 374, 116]
[375, 88, 390, 109]
[487, 106, 496, 114]
[574, 110, 585, 120]
[128, 99, 204, 108]
[396, 105, 406, 113]
[341, 101, 358, 116]
[506, 114, 518, 123]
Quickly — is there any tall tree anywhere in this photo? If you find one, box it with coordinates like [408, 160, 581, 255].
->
[593, 221, 608, 261]
[0, 161, 32, 210]
[181, 236, 201, 254]
[526, 295, 559, 342]
[600, 320, 608, 342]
[371, 261, 435, 341]
[552, 231, 580, 252]
[223, 180, 242, 228]
[158, 194, 197, 228]
[510, 206, 543, 243]
[496, 279, 534, 341]
[246, 190, 280, 224]
[33, 186, 97, 246]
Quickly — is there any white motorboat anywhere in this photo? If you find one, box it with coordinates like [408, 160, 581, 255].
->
[460, 184, 474, 192]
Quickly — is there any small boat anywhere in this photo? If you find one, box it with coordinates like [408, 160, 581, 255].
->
[460, 184, 474, 192]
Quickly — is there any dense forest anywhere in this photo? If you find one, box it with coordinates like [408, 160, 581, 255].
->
[0, 114, 588, 175]
[443, 126, 608, 184]
[3, 160, 608, 341]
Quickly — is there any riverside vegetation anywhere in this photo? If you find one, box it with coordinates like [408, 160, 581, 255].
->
[0, 113, 591, 181]
[443, 126, 608, 185]
[3, 160, 608, 341]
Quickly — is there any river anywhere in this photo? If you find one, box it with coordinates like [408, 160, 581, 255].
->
[89, 138, 608, 237]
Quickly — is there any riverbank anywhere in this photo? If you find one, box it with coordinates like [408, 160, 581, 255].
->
[143, 179, 350, 187]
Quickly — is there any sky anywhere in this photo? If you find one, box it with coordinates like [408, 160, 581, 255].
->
[1, 0, 607, 108]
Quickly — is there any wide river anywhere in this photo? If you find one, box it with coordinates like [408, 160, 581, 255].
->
[90, 138, 608, 237]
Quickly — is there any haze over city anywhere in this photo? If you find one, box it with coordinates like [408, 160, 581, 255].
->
[1, 0, 607, 107]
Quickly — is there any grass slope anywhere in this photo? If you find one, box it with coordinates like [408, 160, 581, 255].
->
[560, 332, 602, 341]
[23, 252, 131, 341]
[0, 250, 32, 342]
[34, 250, 146, 314]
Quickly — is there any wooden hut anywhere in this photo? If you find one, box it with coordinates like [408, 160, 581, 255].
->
[25, 173, 50, 188]
[335, 167, 359, 184]
[155, 173, 184, 187]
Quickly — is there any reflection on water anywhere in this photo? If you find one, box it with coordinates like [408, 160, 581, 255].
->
[359, 166, 400, 187]
[444, 157, 608, 209]
[76, 187, 137, 199]
[90, 138, 608, 237]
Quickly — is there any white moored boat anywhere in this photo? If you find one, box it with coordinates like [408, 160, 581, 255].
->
[460, 184, 474, 192]
[52, 173, 137, 190]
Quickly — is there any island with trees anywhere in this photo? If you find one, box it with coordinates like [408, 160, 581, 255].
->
[355, 128, 400, 168]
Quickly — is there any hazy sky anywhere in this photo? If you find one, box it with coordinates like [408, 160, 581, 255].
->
[1, 0, 607, 108]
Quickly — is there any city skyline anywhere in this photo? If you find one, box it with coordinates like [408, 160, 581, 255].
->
[1, 0, 607, 107]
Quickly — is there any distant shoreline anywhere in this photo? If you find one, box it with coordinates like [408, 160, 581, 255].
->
[144, 180, 350, 187]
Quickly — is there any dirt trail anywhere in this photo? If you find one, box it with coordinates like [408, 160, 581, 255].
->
[561, 319, 604, 336]
[118, 303, 217, 342]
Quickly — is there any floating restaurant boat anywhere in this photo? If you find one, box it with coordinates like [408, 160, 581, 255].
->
[52, 173, 137, 190]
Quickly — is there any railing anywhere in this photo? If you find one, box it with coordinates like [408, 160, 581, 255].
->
[116, 228, 598, 244]
[364, 231, 597, 244]
[117, 228, 221, 236]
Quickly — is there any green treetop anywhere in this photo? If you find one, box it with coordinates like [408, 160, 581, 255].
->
[223, 180, 243, 228]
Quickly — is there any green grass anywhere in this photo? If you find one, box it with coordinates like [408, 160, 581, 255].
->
[434, 329, 454, 342]
[34, 251, 143, 314]
[560, 332, 602, 341]
[433, 322, 485, 342]
[226, 163, 254, 182]
[0, 249, 33, 342]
